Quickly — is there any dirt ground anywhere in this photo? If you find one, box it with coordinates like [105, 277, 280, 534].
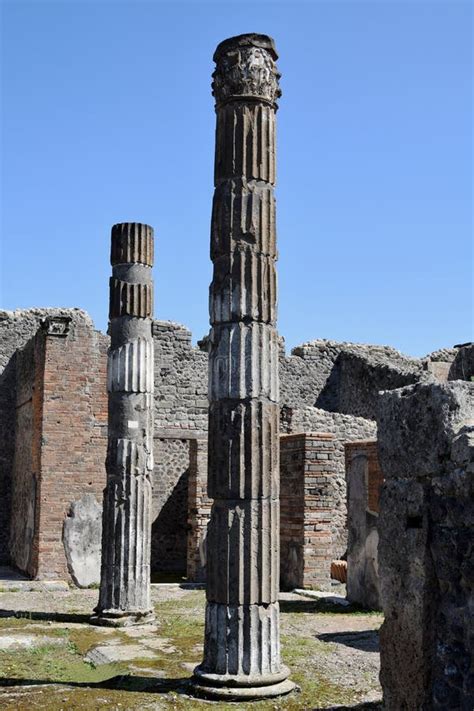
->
[0, 583, 383, 711]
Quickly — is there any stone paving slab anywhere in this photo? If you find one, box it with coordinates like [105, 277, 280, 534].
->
[85, 644, 157, 665]
[0, 633, 68, 650]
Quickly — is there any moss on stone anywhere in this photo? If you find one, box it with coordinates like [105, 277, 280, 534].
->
[0, 591, 382, 710]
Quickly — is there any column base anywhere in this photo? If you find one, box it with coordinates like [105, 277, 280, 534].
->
[90, 608, 155, 627]
[191, 665, 296, 700]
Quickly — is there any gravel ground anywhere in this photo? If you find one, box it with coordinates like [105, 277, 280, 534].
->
[0, 584, 383, 710]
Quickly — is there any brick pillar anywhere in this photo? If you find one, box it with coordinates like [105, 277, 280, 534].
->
[10, 314, 107, 581]
[192, 34, 294, 700]
[280, 433, 336, 591]
[186, 439, 211, 582]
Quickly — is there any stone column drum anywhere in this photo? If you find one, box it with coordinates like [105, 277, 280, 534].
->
[193, 34, 294, 699]
[92, 222, 155, 626]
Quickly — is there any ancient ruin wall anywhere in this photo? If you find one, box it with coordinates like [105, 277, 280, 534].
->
[151, 436, 190, 574]
[8, 311, 108, 580]
[2, 307, 463, 581]
[280, 339, 425, 417]
[0, 308, 89, 563]
[187, 438, 211, 583]
[153, 321, 208, 434]
[9, 336, 42, 575]
[377, 381, 474, 711]
[287, 407, 377, 559]
[345, 440, 383, 610]
[280, 433, 337, 591]
[36, 314, 108, 579]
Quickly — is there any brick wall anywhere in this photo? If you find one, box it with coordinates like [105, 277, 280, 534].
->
[10, 314, 108, 580]
[0, 308, 81, 563]
[36, 314, 107, 579]
[187, 439, 211, 582]
[280, 433, 336, 590]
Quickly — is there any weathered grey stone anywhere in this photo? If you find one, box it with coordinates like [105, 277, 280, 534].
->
[92, 223, 154, 627]
[63, 493, 102, 588]
[449, 343, 474, 381]
[192, 34, 294, 699]
[345, 446, 381, 610]
[377, 381, 474, 479]
[377, 380, 474, 710]
[85, 644, 156, 665]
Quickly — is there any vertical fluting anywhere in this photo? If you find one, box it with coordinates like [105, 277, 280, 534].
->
[92, 222, 154, 627]
[193, 34, 294, 699]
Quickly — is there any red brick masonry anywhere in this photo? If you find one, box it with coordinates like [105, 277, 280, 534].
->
[280, 433, 336, 590]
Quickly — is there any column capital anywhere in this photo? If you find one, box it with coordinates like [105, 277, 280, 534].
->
[212, 34, 281, 108]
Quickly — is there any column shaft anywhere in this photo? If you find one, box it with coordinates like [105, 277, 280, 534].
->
[92, 222, 155, 627]
[193, 33, 294, 699]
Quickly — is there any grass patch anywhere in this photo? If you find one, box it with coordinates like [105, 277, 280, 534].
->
[151, 571, 187, 584]
[280, 598, 383, 616]
[0, 590, 382, 710]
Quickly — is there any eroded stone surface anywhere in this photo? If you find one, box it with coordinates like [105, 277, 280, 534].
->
[193, 33, 293, 699]
[377, 381, 474, 479]
[85, 644, 156, 665]
[63, 493, 102, 588]
[345, 441, 382, 610]
[377, 380, 474, 710]
[93, 223, 155, 626]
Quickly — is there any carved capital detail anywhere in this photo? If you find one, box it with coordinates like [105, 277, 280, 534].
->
[41, 316, 72, 337]
[212, 34, 281, 107]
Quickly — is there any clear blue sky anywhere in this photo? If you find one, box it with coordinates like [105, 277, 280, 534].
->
[1, 0, 472, 356]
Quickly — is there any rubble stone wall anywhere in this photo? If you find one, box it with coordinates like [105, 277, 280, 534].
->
[1, 308, 465, 584]
[377, 381, 474, 711]
[187, 439, 210, 582]
[151, 435, 193, 574]
[153, 321, 208, 432]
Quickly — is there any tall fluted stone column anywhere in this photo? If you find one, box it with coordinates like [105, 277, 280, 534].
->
[192, 34, 294, 699]
[92, 222, 154, 627]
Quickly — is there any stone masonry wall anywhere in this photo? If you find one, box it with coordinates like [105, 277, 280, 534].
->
[153, 321, 208, 433]
[151, 435, 192, 574]
[1, 309, 463, 583]
[377, 381, 474, 710]
[187, 439, 210, 582]
[280, 433, 337, 591]
[285, 407, 377, 559]
[345, 440, 383, 610]
[279, 339, 425, 417]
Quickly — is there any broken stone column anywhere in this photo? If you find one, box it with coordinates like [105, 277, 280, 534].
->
[92, 222, 154, 626]
[192, 34, 294, 699]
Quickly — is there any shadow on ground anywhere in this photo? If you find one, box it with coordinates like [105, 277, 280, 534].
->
[0, 609, 91, 624]
[0, 674, 189, 694]
[311, 704, 381, 711]
[279, 599, 363, 615]
[317, 630, 379, 653]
